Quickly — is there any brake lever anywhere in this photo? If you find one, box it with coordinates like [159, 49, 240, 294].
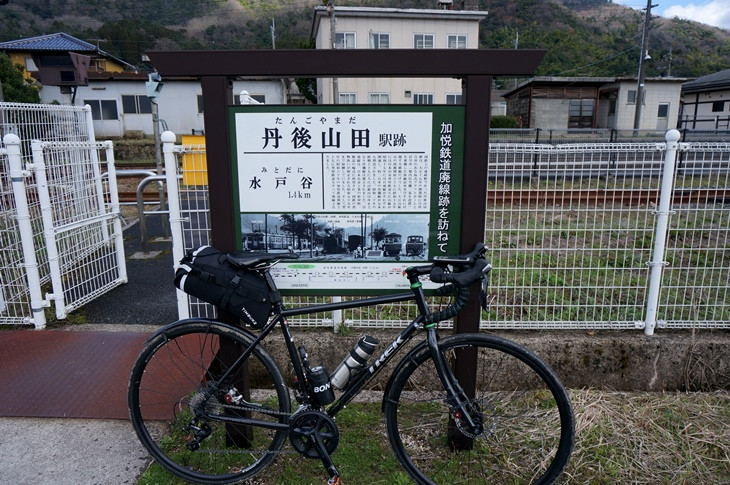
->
[479, 263, 492, 313]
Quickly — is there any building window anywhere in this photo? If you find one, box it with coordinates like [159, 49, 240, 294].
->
[447, 34, 467, 49]
[446, 93, 463, 104]
[250, 94, 266, 103]
[369, 93, 390, 104]
[197, 95, 204, 113]
[627, 90, 646, 105]
[335, 32, 356, 49]
[657, 103, 669, 118]
[60, 71, 76, 82]
[413, 93, 434, 105]
[414, 34, 434, 49]
[369, 32, 390, 49]
[122, 95, 152, 114]
[339, 93, 357, 104]
[712, 101, 726, 112]
[85, 99, 118, 120]
[568, 99, 595, 128]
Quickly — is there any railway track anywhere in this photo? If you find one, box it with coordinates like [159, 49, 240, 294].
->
[117, 191, 165, 203]
[117, 188, 730, 205]
[485, 188, 730, 206]
[113, 164, 729, 206]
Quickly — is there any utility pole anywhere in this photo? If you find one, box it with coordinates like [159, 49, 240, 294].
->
[327, 1, 339, 104]
[270, 18, 276, 49]
[633, 0, 655, 131]
[666, 45, 672, 77]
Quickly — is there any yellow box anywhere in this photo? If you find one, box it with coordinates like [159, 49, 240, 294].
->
[181, 135, 207, 186]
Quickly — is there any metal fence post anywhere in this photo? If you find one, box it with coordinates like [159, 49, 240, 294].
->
[103, 140, 128, 284]
[30, 140, 67, 320]
[4, 134, 47, 329]
[643, 129, 682, 335]
[162, 131, 189, 319]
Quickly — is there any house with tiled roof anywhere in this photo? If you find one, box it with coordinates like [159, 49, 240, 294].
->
[0, 32, 137, 82]
[680, 69, 730, 130]
[1, 33, 289, 138]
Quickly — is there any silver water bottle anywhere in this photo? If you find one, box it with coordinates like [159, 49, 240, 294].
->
[330, 335, 379, 389]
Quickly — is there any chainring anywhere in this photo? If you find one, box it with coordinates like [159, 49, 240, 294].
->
[288, 409, 340, 459]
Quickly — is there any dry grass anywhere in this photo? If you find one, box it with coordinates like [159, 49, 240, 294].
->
[563, 389, 730, 484]
[139, 389, 730, 484]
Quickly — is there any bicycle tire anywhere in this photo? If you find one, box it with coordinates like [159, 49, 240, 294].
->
[384, 333, 574, 484]
[128, 319, 291, 484]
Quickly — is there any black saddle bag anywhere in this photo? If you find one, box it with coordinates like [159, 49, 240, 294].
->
[174, 245, 273, 328]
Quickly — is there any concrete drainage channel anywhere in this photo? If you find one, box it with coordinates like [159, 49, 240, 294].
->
[258, 328, 730, 392]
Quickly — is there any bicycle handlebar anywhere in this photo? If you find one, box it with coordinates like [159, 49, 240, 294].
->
[411, 243, 492, 325]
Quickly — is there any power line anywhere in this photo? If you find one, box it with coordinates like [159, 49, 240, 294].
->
[550, 46, 638, 76]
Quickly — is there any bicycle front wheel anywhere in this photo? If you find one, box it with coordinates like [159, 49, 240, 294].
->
[128, 319, 291, 484]
[384, 333, 574, 484]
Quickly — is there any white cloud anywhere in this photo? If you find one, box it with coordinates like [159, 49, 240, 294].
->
[663, 1, 730, 31]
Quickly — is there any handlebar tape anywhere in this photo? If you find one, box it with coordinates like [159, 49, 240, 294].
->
[425, 258, 489, 324]
[424, 286, 470, 325]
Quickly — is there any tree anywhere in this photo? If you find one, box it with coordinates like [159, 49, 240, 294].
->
[279, 213, 312, 250]
[0, 53, 40, 103]
[371, 227, 388, 249]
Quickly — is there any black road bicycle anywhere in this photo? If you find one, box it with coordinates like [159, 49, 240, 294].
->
[128, 243, 575, 484]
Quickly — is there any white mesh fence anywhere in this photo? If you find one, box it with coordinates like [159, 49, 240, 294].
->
[660, 142, 730, 327]
[0, 103, 124, 327]
[167, 136, 730, 331]
[32, 140, 126, 319]
[1, 103, 95, 326]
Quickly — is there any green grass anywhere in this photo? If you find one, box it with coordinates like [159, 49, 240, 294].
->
[137, 391, 730, 484]
[137, 402, 405, 484]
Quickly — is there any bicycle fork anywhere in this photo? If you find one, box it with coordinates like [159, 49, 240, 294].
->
[426, 329, 484, 444]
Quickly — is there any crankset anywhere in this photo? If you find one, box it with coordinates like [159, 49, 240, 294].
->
[288, 409, 340, 459]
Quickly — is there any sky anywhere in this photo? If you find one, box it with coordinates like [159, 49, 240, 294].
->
[614, 0, 730, 31]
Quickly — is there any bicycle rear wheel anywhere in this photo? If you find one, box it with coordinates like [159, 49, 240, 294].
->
[128, 319, 290, 484]
[384, 333, 574, 484]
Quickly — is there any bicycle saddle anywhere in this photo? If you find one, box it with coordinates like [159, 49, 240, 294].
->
[226, 252, 299, 269]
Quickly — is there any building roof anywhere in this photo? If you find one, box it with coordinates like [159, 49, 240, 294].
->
[0, 32, 137, 70]
[0, 32, 98, 52]
[682, 68, 730, 93]
[503, 76, 689, 98]
[503, 77, 615, 98]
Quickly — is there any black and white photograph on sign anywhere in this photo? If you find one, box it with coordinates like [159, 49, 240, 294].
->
[241, 213, 429, 261]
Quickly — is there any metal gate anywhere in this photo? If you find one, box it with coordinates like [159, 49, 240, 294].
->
[30, 139, 127, 320]
[1, 103, 126, 328]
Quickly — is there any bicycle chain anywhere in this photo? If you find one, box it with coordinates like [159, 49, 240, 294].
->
[182, 401, 304, 456]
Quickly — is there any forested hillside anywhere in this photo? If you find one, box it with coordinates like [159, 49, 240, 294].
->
[1, 0, 728, 79]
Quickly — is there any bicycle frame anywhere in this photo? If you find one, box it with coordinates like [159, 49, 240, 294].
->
[205, 273, 474, 427]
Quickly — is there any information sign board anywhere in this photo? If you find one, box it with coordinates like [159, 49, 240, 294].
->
[230, 105, 464, 293]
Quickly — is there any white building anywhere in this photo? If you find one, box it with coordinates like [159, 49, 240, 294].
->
[310, 5, 487, 105]
[503, 76, 688, 131]
[598, 77, 688, 131]
[680, 68, 730, 130]
[40, 75, 287, 138]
